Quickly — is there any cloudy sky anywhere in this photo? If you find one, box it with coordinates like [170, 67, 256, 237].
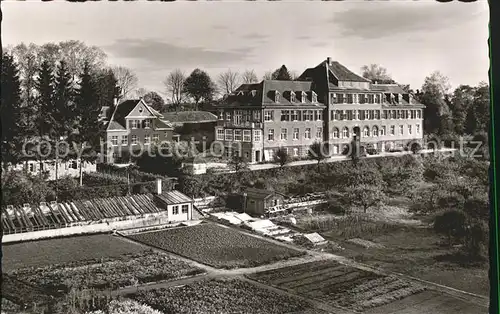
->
[3, 1, 489, 95]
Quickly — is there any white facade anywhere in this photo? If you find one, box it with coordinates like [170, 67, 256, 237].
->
[8, 159, 97, 181]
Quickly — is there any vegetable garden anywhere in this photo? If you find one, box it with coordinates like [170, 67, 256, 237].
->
[130, 278, 315, 314]
[246, 260, 426, 312]
[128, 223, 306, 268]
[7, 251, 204, 294]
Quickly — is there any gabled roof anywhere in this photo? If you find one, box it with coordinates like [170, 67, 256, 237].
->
[325, 60, 371, 83]
[106, 99, 173, 131]
[155, 190, 193, 205]
[245, 188, 286, 200]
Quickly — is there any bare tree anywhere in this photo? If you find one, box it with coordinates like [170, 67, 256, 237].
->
[241, 69, 258, 84]
[263, 71, 273, 80]
[164, 69, 186, 108]
[111, 66, 139, 99]
[217, 69, 240, 96]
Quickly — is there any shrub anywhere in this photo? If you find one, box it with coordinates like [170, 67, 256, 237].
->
[433, 210, 467, 245]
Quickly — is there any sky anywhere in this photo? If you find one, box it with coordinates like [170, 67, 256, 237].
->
[2, 1, 490, 96]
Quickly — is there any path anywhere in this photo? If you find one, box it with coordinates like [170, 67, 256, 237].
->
[207, 148, 457, 174]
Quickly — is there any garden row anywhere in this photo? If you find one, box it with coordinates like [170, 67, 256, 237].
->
[128, 223, 306, 269]
[129, 278, 321, 314]
[8, 251, 205, 294]
[247, 260, 427, 313]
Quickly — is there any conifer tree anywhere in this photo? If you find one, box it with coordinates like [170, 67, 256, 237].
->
[35, 60, 57, 139]
[54, 60, 76, 139]
[1, 54, 24, 166]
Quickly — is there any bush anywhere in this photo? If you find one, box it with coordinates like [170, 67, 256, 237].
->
[433, 210, 467, 245]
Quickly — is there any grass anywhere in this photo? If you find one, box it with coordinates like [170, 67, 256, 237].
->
[128, 223, 306, 269]
[2, 234, 148, 272]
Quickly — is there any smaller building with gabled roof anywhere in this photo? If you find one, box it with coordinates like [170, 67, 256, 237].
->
[103, 98, 174, 164]
[243, 188, 287, 216]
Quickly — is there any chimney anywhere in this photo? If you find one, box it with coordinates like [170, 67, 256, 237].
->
[156, 178, 162, 195]
[113, 98, 118, 107]
[326, 57, 332, 66]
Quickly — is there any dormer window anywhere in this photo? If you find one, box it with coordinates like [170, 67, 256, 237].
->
[275, 91, 281, 103]
[312, 91, 317, 103]
[302, 92, 307, 103]
[237, 91, 245, 96]
[251, 90, 257, 97]
[290, 91, 296, 103]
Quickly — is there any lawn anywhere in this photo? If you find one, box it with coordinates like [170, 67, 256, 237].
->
[2, 234, 149, 272]
[128, 223, 306, 268]
[129, 278, 316, 314]
[246, 259, 427, 313]
[322, 225, 489, 297]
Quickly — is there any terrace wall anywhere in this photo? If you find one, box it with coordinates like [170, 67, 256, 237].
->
[2, 211, 171, 243]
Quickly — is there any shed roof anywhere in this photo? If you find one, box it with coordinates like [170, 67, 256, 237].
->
[245, 188, 286, 200]
[155, 190, 193, 205]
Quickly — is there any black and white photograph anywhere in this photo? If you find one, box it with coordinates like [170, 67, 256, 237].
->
[0, 1, 492, 314]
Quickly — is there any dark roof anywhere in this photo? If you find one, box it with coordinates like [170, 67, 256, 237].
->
[219, 80, 325, 108]
[155, 190, 193, 205]
[107, 121, 126, 131]
[162, 111, 217, 123]
[326, 61, 371, 83]
[245, 188, 286, 200]
[371, 84, 407, 94]
[112, 99, 138, 127]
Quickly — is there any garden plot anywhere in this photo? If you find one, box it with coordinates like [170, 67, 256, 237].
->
[129, 278, 316, 314]
[247, 260, 426, 313]
[2, 234, 148, 272]
[128, 223, 306, 269]
[347, 238, 385, 249]
[8, 251, 205, 293]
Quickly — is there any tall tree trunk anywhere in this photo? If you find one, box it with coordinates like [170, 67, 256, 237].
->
[79, 157, 83, 186]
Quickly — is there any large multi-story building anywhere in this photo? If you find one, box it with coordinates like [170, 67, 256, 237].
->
[103, 99, 174, 163]
[214, 81, 326, 162]
[215, 57, 425, 162]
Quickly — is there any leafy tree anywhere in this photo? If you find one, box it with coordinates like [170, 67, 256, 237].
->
[360, 64, 396, 84]
[183, 69, 216, 110]
[420, 71, 452, 134]
[143, 91, 165, 112]
[433, 210, 467, 246]
[228, 154, 249, 173]
[1, 54, 24, 165]
[53, 60, 76, 138]
[308, 141, 328, 172]
[450, 85, 475, 134]
[1, 170, 54, 206]
[344, 184, 385, 214]
[271, 65, 292, 81]
[273, 147, 291, 169]
[464, 221, 488, 259]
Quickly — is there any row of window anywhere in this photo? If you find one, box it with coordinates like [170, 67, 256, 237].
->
[331, 124, 421, 139]
[219, 110, 262, 123]
[172, 204, 189, 215]
[128, 119, 153, 129]
[217, 129, 262, 142]
[329, 93, 405, 105]
[278, 110, 323, 122]
[330, 109, 422, 121]
[274, 91, 318, 104]
[268, 127, 323, 141]
[111, 134, 160, 146]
